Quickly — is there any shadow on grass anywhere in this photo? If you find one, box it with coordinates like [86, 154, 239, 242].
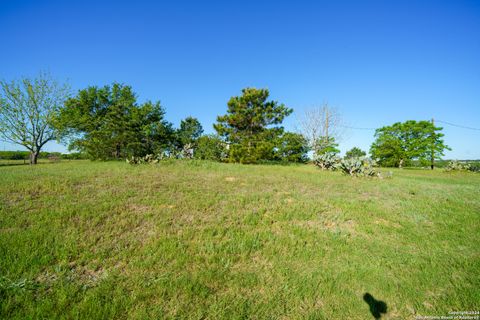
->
[0, 162, 59, 167]
[363, 293, 387, 319]
[0, 163, 28, 167]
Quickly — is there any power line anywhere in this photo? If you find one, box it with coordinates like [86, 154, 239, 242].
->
[338, 125, 376, 130]
[338, 120, 480, 132]
[436, 120, 480, 131]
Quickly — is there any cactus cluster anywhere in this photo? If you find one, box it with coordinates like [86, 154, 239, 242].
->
[126, 154, 161, 165]
[445, 160, 479, 172]
[338, 157, 379, 177]
[314, 153, 383, 177]
[313, 152, 340, 170]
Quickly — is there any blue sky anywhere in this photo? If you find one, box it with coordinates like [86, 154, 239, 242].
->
[1, 0, 479, 158]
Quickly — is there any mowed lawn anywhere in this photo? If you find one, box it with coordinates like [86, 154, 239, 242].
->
[0, 161, 479, 319]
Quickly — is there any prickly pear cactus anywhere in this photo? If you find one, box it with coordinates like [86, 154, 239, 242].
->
[338, 157, 379, 177]
[445, 160, 470, 172]
[126, 154, 160, 165]
[313, 152, 340, 170]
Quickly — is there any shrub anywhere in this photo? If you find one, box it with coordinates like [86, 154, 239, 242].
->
[275, 132, 309, 163]
[468, 162, 480, 173]
[0, 151, 29, 160]
[61, 152, 88, 160]
[48, 155, 61, 162]
[194, 135, 227, 162]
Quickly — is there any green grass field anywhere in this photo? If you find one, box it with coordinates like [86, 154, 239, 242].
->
[1, 161, 479, 319]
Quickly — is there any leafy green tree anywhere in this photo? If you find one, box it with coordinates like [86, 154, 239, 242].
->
[214, 88, 292, 163]
[194, 134, 226, 161]
[370, 120, 450, 168]
[58, 83, 174, 159]
[177, 117, 203, 146]
[0, 72, 70, 164]
[345, 147, 366, 159]
[275, 132, 309, 163]
[175, 116, 204, 158]
[315, 136, 340, 156]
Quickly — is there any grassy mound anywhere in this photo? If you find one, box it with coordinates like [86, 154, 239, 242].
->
[1, 161, 478, 318]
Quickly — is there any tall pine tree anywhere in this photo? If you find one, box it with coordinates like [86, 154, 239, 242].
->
[214, 88, 292, 163]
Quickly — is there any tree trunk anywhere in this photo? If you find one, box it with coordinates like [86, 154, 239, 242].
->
[115, 144, 121, 159]
[431, 118, 435, 170]
[30, 151, 39, 165]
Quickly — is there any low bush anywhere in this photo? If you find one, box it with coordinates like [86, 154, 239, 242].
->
[0, 151, 31, 160]
[61, 152, 88, 160]
[468, 162, 480, 173]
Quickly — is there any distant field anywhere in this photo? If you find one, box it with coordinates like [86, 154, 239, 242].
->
[1, 161, 479, 319]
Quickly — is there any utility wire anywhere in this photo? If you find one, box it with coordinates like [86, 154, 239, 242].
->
[436, 120, 480, 131]
[338, 125, 376, 130]
[338, 120, 480, 131]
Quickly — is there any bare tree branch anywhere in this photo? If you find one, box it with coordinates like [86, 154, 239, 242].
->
[295, 103, 344, 153]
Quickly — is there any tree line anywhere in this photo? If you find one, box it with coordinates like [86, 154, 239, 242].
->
[0, 73, 449, 167]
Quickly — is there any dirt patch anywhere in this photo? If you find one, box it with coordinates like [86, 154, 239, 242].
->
[126, 203, 152, 213]
[374, 218, 402, 229]
[35, 264, 107, 288]
[290, 218, 357, 235]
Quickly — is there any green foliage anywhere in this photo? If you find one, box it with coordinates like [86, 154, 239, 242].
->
[58, 83, 175, 160]
[214, 88, 292, 163]
[176, 117, 203, 147]
[274, 132, 309, 163]
[0, 151, 68, 160]
[370, 120, 450, 167]
[315, 136, 340, 156]
[338, 157, 379, 177]
[0, 72, 70, 164]
[194, 135, 227, 161]
[345, 147, 366, 159]
[468, 162, 480, 173]
[60, 152, 88, 160]
[0, 151, 30, 160]
[172, 117, 204, 159]
[228, 133, 277, 164]
[313, 152, 340, 170]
